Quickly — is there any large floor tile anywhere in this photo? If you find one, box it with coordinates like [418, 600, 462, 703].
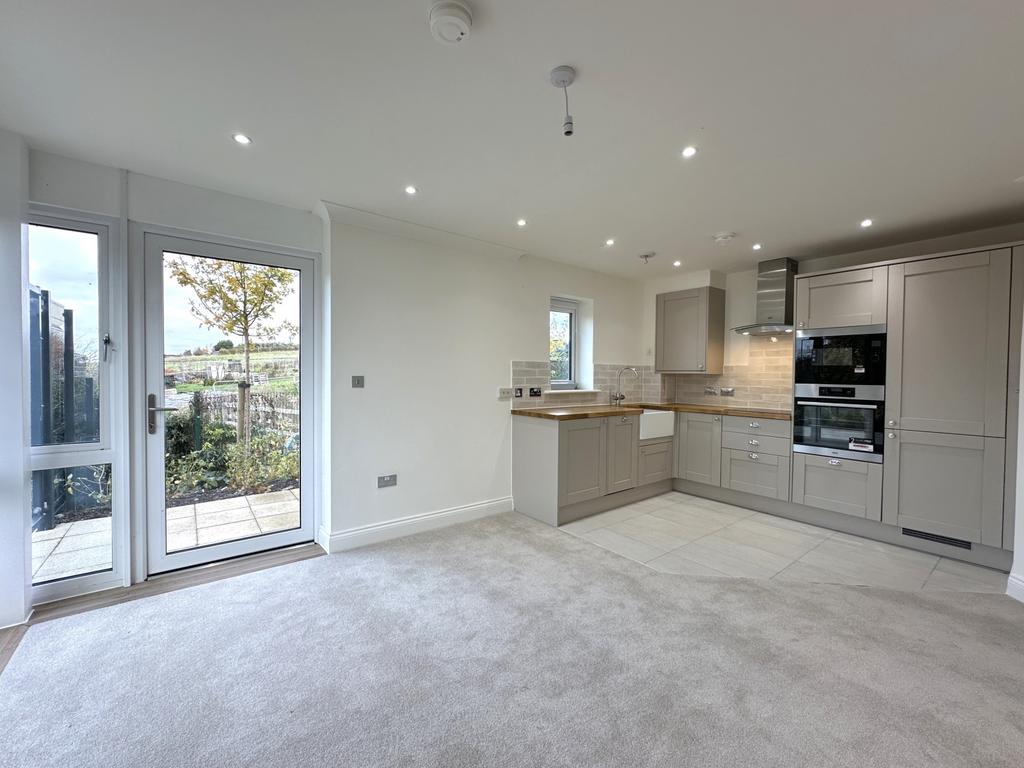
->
[647, 504, 736, 539]
[196, 519, 261, 546]
[923, 559, 1009, 593]
[676, 495, 758, 522]
[826, 532, 939, 568]
[580, 528, 665, 564]
[772, 560, 859, 587]
[720, 515, 829, 560]
[647, 550, 730, 577]
[796, 538, 936, 590]
[560, 504, 648, 535]
[605, 514, 700, 551]
[196, 506, 256, 529]
[673, 532, 795, 579]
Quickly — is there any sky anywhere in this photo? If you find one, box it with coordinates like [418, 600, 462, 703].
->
[27, 224, 300, 358]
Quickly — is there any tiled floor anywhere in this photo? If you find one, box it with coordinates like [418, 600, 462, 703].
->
[30, 488, 301, 582]
[560, 492, 1010, 593]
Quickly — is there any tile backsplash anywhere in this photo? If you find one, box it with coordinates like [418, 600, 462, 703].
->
[510, 361, 665, 407]
[665, 335, 793, 410]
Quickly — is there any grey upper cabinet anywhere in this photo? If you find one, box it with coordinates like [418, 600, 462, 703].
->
[558, 418, 607, 507]
[794, 266, 888, 330]
[674, 412, 722, 486]
[882, 429, 1004, 546]
[655, 286, 725, 374]
[606, 415, 640, 494]
[885, 250, 1010, 437]
[792, 453, 882, 520]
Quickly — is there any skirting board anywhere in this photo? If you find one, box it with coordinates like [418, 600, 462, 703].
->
[324, 496, 513, 553]
[1008, 573, 1024, 604]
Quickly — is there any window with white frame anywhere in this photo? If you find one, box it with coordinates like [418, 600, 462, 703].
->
[549, 297, 578, 389]
[27, 215, 122, 592]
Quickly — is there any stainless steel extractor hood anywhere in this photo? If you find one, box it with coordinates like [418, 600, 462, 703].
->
[732, 257, 797, 336]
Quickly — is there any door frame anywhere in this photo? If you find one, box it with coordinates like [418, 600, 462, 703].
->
[29, 205, 131, 605]
[133, 225, 318, 576]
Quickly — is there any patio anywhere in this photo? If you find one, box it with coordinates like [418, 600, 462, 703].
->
[31, 488, 301, 582]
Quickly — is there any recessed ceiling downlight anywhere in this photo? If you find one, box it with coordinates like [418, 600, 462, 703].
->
[681, 146, 697, 158]
[752, 243, 762, 251]
[605, 238, 615, 246]
[405, 185, 418, 195]
[673, 260, 682, 267]
[860, 218, 873, 228]
[516, 218, 527, 228]
[232, 133, 252, 146]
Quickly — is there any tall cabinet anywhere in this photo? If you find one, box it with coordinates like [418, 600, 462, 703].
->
[881, 249, 1011, 547]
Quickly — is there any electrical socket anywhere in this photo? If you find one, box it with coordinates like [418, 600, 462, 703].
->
[529, 387, 542, 397]
[377, 474, 397, 488]
[497, 387, 514, 400]
[514, 387, 523, 398]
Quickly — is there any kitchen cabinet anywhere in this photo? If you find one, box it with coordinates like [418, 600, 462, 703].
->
[638, 439, 673, 485]
[674, 412, 722, 486]
[557, 418, 607, 507]
[794, 266, 888, 330]
[655, 286, 725, 374]
[882, 429, 1004, 546]
[885, 250, 1010, 437]
[792, 454, 882, 520]
[721, 449, 790, 500]
[606, 414, 640, 494]
[721, 415, 791, 439]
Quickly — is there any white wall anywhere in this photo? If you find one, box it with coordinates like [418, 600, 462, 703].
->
[0, 129, 30, 628]
[324, 209, 643, 544]
[1012, 336, 1024, 602]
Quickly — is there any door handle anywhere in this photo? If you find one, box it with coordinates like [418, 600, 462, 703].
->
[749, 421, 760, 429]
[748, 452, 759, 460]
[147, 393, 179, 435]
[828, 459, 842, 466]
[748, 439, 759, 446]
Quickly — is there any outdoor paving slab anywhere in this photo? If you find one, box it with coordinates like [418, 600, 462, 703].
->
[33, 545, 112, 583]
[195, 507, 256, 529]
[247, 490, 296, 507]
[251, 500, 299, 518]
[167, 530, 198, 552]
[31, 523, 71, 542]
[256, 512, 300, 534]
[196, 520, 261, 546]
[67, 518, 112, 536]
[166, 505, 195, 520]
[52, 531, 111, 555]
[166, 516, 198, 535]
[194, 496, 250, 515]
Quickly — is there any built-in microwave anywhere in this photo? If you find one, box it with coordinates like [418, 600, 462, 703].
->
[792, 385, 885, 463]
[794, 325, 886, 387]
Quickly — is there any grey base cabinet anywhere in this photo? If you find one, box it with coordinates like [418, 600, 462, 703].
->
[606, 415, 640, 494]
[721, 449, 790, 500]
[557, 418, 607, 507]
[792, 454, 882, 520]
[675, 413, 722, 486]
[882, 429, 1005, 546]
[639, 440, 673, 485]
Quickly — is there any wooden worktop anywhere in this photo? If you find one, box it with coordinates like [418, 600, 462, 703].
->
[510, 402, 791, 421]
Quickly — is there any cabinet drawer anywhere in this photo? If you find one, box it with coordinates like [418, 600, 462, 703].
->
[722, 431, 790, 456]
[639, 440, 673, 485]
[722, 415, 791, 439]
[720, 449, 790, 501]
[792, 454, 882, 520]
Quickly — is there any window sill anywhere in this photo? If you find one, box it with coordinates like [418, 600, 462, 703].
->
[543, 389, 602, 396]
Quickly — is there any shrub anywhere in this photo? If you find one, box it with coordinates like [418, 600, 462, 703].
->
[225, 429, 299, 493]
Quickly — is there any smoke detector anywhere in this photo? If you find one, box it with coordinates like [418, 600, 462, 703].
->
[637, 252, 656, 264]
[712, 231, 736, 244]
[429, 2, 473, 45]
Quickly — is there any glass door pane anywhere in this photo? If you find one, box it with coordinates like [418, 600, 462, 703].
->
[145, 234, 312, 574]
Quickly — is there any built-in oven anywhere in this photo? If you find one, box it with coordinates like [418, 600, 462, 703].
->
[795, 325, 886, 387]
[792, 385, 885, 463]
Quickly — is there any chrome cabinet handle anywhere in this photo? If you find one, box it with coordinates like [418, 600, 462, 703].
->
[888, 432, 896, 439]
[828, 459, 842, 466]
[748, 452, 759, 460]
[887, 419, 896, 427]
[697, 363, 704, 370]
[621, 416, 629, 423]
[748, 439, 759, 446]
[749, 421, 761, 429]
[713, 416, 720, 422]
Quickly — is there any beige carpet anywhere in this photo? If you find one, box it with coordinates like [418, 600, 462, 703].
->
[1, 512, 1023, 767]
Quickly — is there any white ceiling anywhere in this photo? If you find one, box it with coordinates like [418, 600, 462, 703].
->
[2, 1, 1024, 277]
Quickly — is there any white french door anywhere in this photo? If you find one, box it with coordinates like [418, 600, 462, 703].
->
[143, 233, 314, 574]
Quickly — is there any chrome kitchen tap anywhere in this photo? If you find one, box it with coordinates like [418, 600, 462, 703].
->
[611, 367, 640, 405]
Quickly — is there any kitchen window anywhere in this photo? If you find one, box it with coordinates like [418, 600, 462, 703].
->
[549, 297, 578, 389]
